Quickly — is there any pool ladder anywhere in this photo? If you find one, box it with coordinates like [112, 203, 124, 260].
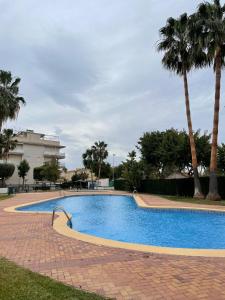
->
[52, 206, 72, 228]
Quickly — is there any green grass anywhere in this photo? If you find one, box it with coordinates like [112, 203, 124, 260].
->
[0, 195, 11, 201]
[162, 195, 225, 206]
[0, 258, 107, 300]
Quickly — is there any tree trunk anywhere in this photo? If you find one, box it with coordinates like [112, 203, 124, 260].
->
[207, 48, 222, 201]
[22, 177, 25, 191]
[183, 69, 204, 199]
[98, 160, 102, 180]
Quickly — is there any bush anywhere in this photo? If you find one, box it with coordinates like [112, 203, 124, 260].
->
[0, 163, 15, 187]
[114, 179, 128, 191]
[114, 177, 225, 199]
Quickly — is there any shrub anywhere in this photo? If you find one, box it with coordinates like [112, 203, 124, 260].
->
[115, 177, 225, 199]
[114, 179, 128, 191]
[0, 163, 15, 187]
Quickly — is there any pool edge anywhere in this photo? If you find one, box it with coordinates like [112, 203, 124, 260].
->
[5, 193, 225, 258]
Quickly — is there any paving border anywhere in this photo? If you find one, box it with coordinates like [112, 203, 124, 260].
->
[2, 191, 225, 299]
[5, 192, 225, 257]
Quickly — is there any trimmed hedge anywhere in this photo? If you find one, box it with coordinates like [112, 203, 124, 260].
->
[114, 177, 225, 199]
[114, 179, 127, 191]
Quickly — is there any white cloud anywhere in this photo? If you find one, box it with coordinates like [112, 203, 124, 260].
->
[2, 0, 225, 168]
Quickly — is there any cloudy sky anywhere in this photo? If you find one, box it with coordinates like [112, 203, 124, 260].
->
[1, 0, 225, 169]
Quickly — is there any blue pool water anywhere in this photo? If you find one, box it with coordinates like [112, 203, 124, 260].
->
[18, 195, 225, 249]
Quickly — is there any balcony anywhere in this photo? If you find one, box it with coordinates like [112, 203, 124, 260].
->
[8, 149, 24, 156]
[43, 151, 65, 159]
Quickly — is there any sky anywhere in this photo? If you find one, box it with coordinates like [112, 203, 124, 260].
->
[1, 0, 225, 169]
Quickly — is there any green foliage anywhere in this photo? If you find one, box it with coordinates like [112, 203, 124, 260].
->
[0, 128, 17, 160]
[114, 179, 127, 191]
[0, 70, 25, 131]
[95, 162, 111, 178]
[115, 177, 225, 199]
[122, 151, 143, 191]
[82, 149, 95, 180]
[83, 141, 108, 179]
[158, 13, 207, 76]
[194, 0, 225, 68]
[33, 166, 45, 181]
[218, 143, 225, 174]
[113, 164, 123, 179]
[138, 129, 211, 178]
[92, 141, 108, 178]
[71, 171, 88, 182]
[42, 160, 61, 183]
[0, 163, 15, 187]
[18, 160, 30, 186]
[33, 160, 60, 183]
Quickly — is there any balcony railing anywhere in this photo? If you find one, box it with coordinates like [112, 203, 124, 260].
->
[8, 149, 24, 155]
[44, 152, 65, 159]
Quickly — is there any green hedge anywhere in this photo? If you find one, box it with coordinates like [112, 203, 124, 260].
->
[114, 179, 127, 191]
[114, 177, 225, 198]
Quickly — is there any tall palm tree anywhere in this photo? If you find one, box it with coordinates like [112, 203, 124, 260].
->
[1, 129, 17, 161]
[82, 148, 95, 184]
[195, 0, 225, 200]
[158, 13, 205, 199]
[92, 141, 108, 179]
[0, 70, 25, 132]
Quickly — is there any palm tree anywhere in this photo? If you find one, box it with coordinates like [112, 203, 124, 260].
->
[158, 13, 205, 199]
[1, 129, 17, 161]
[0, 70, 25, 132]
[194, 0, 225, 200]
[82, 149, 95, 184]
[92, 141, 108, 179]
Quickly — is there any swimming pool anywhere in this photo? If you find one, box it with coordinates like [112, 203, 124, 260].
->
[17, 194, 225, 249]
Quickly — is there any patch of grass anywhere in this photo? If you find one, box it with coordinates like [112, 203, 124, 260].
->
[162, 195, 225, 206]
[0, 195, 11, 201]
[0, 258, 107, 300]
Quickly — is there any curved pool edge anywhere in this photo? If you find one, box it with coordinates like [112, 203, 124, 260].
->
[5, 193, 225, 258]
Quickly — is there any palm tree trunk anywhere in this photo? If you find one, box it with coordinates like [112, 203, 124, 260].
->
[183, 69, 204, 199]
[98, 160, 102, 180]
[207, 48, 222, 201]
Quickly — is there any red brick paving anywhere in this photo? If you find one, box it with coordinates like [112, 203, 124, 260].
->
[1, 191, 225, 299]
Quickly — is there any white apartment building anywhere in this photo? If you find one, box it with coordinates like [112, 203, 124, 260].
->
[6, 130, 65, 185]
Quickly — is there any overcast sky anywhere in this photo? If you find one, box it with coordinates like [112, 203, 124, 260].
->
[1, 0, 225, 169]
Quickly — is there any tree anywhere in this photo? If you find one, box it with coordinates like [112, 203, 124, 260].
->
[122, 151, 143, 191]
[113, 164, 123, 180]
[82, 149, 95, 183]
[96, 162, 111, 178]
[0, 163, 15, 187]
[18, 160, 30, 189]
[218, 144, 225, 175]
[194, 0, 225, 200]
[0, 129, 17, 161]
[33, 160, 61, 183]
[42, 160, 61, 183]
[158, 13, 205, 198]
[0, 70, 25, 132]
[138, 129, 211, 179]
[92, 141, 108, 179]
[71, 171, 88, 182]
[33, 166, 45, 182]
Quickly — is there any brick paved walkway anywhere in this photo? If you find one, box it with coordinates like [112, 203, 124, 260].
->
[1, 192, 225, 299]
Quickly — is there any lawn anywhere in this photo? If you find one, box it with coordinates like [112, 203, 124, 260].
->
[0, 258, 107, 300]
[163, 195, 225, 206]
[0, 195, 11, 201]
